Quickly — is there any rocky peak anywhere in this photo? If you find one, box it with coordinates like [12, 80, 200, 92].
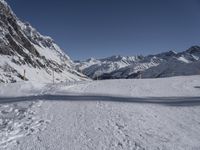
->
[0, 0, 86, 83]
[186, 46, 200, 54]
[155, 50, 177, 58]
[0, 0, 15, 18]
[100, 55, 124, 62]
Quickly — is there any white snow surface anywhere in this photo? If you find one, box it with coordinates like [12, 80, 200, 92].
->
[0, 75, 200, 150]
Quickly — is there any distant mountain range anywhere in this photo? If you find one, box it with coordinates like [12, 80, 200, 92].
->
[75, 46, 200, 79]
[0, 0, 87, 83]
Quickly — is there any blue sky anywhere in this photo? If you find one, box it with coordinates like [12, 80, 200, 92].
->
[7, 0, 200, 60]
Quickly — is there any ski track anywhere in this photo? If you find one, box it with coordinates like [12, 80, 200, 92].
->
[1, 76, 200, 150]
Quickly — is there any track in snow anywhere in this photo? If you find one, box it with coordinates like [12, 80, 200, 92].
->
[0, 76, 200, 150]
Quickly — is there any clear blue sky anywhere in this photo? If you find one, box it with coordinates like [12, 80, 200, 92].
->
[7, 0, 200, 60]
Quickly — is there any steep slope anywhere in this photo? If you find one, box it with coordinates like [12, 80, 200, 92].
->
[0, 0, 86, 83]
[76, 46, 200, 79]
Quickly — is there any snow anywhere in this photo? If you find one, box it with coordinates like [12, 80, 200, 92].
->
[0, 53, 85, 83]
[75, 55, 143, 78]
[0, 0, 7, 7]
[76, 47, 200, 79]
[0, 0, 86, 83]
[142, 59, 200, 78]
[177, 56, 191, 63]
[1, 1, 200, 149]
[0, 75, 200, 149]
[0, 81, 45, 97]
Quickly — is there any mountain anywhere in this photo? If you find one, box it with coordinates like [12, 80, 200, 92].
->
[75, 46, 200, 79]
[75, 55, 143, 79]
[142, 58, 200, 78]
[0, 0, 87, 83]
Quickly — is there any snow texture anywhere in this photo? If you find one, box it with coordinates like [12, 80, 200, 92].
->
[0, 75, 200, 150]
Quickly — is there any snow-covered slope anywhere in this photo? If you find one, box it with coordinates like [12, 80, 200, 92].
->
[76, 46, 200, 79]
[1, 75, 200, 149]
[0, 0, 87, 83]
[75, 55, 143, 79]
[142, 58, 200, 78]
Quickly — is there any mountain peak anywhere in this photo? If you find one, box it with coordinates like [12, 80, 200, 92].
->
[0, 0, 86, 83]
[186, 46, 200, 54]
[0, 0, 7, 5]
[0, 0, 15, 18]
[86, 57, 96, 62]
[158, 50, 177, 56]
[100, 55, 124, 62]
[75, 46, 200, 80]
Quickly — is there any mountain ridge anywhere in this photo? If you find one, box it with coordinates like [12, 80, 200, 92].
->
[0, 0, 87, 83]
[75, 46, 200, 79]
[1, 0, 199, 82]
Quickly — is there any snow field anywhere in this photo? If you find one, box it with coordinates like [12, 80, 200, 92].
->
[0, 75, 200, 149]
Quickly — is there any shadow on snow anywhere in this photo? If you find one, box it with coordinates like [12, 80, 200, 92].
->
[0, 94, 200, 107]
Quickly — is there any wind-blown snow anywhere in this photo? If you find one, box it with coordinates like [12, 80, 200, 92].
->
[0, 75, 200, 149]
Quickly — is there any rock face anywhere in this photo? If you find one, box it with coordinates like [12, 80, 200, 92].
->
[0, 0, 87, 83]
[76, 46, 200, 79]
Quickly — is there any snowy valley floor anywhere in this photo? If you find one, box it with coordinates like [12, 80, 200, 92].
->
[0, 76, 200, 150]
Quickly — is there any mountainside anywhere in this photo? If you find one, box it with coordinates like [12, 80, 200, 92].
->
[142, 58, 200, 78]
[76, 46, 200, 79]
[75, 55, 143, 79]
[0, 0, 87, 83]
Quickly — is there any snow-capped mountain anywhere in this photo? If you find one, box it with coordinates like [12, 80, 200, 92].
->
[0, 0, 87, 83]
[75, 55, 143, 79]
[142, 59, 200, 78]
[76, 46, 200, 79]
